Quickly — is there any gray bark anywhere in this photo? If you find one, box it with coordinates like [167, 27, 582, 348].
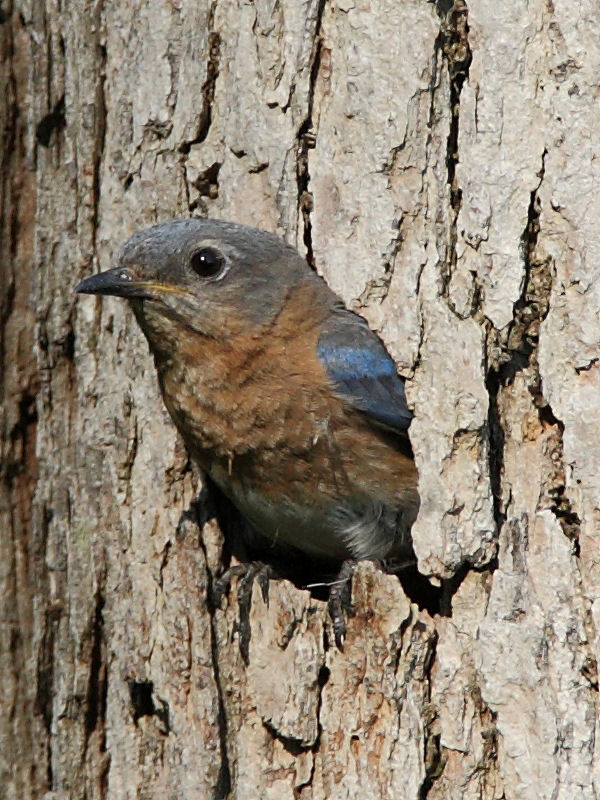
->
[1, 1, 598, 798]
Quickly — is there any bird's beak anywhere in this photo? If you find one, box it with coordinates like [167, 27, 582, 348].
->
[75, 267, 184, 299]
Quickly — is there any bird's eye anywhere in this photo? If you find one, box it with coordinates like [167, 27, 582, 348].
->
[189, 247, 226, 279]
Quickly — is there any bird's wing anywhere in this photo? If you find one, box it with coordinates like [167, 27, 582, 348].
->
[317, 310, 413, 439]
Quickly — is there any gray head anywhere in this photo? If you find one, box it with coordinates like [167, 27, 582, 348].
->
[76, 218, 320, 342]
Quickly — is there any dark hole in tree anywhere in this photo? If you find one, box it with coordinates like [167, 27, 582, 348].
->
[36, 96, 66, 147]
[129, 681, 155, 722]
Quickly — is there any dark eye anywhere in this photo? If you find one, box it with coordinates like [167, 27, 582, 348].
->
[189, 247, 226, 279]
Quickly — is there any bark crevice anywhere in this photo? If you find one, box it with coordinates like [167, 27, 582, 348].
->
[296, 0, 325, 269]
[193, 499, 233, 800]
[91, 0, 106, 252]
[417, 628, 442, 799]
[179, 2, 221, 155]
[435, 0, 472, 312]
[484, 151, 549, 533]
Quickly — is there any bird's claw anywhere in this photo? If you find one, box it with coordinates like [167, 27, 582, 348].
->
[327, 560, 356, 650]
[213, 561, 273, 605]
[212, 563, 248, 607]
[212, 561, 274, 663]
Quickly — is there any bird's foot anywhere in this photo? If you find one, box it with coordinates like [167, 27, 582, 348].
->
[212, 561, 273, 606]
[212, 561, 274, 663]
[326, 560, 356, 650]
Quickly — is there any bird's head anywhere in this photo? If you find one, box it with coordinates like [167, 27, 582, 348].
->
[76, 218, 315, 350]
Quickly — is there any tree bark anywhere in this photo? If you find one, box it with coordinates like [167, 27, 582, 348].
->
[1, 1, 599, 798]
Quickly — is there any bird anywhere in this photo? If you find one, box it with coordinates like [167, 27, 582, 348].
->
[76, 218, 419, 646]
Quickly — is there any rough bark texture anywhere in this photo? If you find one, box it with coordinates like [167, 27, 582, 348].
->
[1, 1, 599, 798]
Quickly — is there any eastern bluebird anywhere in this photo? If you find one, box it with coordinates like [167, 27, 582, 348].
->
[76, 219, 419, 643]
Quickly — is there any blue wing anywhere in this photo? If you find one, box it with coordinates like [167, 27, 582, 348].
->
[317, 310, 413, 438]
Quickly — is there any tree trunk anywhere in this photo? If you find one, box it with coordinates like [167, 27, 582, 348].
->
[2, 1, 599, 798]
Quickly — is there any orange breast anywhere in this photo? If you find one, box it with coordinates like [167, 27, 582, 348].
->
[147, 281, 418, 533]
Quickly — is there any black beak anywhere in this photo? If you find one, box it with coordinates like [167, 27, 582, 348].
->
[75, 267, 151, 298]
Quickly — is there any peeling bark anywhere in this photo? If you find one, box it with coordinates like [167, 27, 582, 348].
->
[1, 1, 599, 798]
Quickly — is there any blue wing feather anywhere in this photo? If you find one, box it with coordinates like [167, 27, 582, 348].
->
[317, 312, 413, 437]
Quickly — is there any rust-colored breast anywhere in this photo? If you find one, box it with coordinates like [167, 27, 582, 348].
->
[140, 280, 418, 548]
